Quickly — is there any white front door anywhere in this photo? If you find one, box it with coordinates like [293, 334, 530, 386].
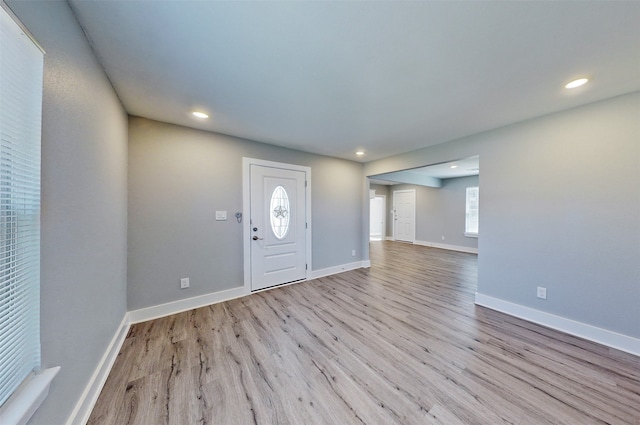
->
[249, 163, 308, 291]
[393, 190, 415, 242]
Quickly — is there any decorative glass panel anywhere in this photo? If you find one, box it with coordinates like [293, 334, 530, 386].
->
[270, 185, 290, 239]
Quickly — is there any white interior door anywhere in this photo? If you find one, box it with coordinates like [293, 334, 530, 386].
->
[250, 164, 307, 291]
[393, 190, 415, 242]
[370, 195, 385, 241]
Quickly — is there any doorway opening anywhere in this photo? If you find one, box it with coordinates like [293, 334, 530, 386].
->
[367, 155, 479, 262]
[370, 194, 386, 241]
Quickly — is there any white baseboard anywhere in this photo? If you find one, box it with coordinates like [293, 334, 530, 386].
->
[475, 293, 640, 357]
[385, 237, 394, 241]
[65, 315, 130, 425]
[414, 239, 478, 254]
[310, 261, 368, 280]
[128, 286, 247, 324]
[125, 261, 369, 323]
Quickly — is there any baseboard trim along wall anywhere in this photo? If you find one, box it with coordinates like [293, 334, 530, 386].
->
[475, 293, 640, 357]
[129, 260, 371, 325]
[128, 286, 247, 325]
[414, 239, 478, 254]
[66, 315, 130, 425]
[309, 260, 370, 280]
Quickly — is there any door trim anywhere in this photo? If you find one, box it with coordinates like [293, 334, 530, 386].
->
[242, 158, 312, 294]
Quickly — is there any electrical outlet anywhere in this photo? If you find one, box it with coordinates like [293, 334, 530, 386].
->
[180, 277, 190, 289]
[441, 236, 445, 241]
[351, 249, 356, 257]
[537, 286, 547, 300]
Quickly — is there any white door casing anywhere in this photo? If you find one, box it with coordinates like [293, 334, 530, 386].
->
[243, 158, 311, 292]
[393, 190, 415, 242]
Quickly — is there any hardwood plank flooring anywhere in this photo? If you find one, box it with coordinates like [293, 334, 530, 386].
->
[88, 241, 640, 425]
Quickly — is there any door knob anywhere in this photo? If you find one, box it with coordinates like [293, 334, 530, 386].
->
[252, 236, 263, 240]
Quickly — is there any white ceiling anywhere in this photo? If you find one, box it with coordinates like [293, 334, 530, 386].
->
[68, 1, 640, 162]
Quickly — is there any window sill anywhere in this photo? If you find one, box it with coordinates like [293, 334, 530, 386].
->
[464, 232, 478, 238]
[0, 366, 60, 425]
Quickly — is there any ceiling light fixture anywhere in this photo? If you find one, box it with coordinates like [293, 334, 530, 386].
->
[565, 78, 589, 89]
[355, 151, 365, 156]
[450, 165, 458, 169]
[192, 111, 209, 119]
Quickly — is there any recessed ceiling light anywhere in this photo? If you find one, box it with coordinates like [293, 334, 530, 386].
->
[192, 111, 209, 119]
[450, 165, 458, 169]
[355, 151, 365, 156]
[565, 78, 589, 89]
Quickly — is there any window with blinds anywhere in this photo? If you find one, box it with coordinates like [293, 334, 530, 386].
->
[0, 4, 44, 409]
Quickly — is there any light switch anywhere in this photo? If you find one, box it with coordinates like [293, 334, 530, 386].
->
[215, 211, 227, 221]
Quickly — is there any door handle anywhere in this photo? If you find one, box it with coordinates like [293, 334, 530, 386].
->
[252, 236, 263, 240]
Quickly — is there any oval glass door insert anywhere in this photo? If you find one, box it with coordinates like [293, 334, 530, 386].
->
[270, 185, 290, 239]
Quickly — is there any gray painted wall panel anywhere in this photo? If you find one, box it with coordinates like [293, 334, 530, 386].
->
[128, 117, 362, 310]
[365, 93, 640, 338]
[6, 1, 129, 424]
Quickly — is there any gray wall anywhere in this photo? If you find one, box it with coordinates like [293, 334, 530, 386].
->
[7, 1, 129, 424]
[369, 184, 390, 197]
[390, 176, 479, 249]
[365, 92, 640, 339]
[128, 117, 363, 310]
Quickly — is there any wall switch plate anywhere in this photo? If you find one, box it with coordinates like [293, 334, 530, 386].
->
[351, 249, 356, 256]
[537, 286, 547, 299]
[180, 278, 190, 289]
[215, 211, 227, 221]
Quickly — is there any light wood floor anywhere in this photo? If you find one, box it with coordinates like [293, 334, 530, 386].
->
[88, 241, 640, 425]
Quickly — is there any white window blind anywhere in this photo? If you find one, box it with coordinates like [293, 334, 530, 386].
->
[465, 186, 479, 236]
[0, 4, 43, 409]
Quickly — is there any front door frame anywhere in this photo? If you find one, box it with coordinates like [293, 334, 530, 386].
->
[242, 157, 312, 294]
